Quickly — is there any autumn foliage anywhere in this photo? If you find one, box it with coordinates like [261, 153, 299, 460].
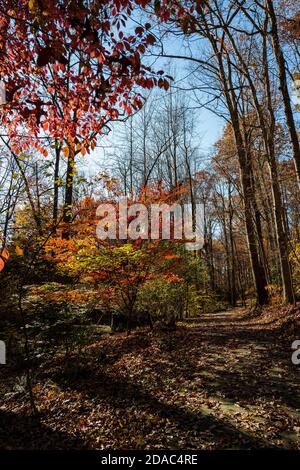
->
[0, 0, 169, 154]
[42, 184, 212, 329]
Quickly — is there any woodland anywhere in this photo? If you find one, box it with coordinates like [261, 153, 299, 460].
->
[0, 0, 300, 451]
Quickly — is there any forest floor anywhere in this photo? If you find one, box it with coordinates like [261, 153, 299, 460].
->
[1, 306, 300, 450]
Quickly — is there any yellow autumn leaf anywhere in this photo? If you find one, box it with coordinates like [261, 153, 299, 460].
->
[15, 245, 24, 256]
[63, 147, 69, 158]
[29, 0, 38, 13]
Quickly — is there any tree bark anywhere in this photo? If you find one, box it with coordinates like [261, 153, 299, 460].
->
[53, 141, 62, 233]
[62, 146, 75, 240]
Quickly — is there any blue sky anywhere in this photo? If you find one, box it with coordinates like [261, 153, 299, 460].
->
[84, 101, 223, 178]
[83, 34, 225, 177]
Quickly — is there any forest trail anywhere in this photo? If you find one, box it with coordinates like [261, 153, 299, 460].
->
[1, 307, 300, 450]
[174, 307, 300, 448]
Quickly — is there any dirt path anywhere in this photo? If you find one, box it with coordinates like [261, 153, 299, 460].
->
[1, 307, 300, 449]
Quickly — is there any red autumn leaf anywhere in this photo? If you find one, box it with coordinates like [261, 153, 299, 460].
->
[37, 46, 55, 67]
[135, 26, 144, 35]
[146, 34, 156, 45]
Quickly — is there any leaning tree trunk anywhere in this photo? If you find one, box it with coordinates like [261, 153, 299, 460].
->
[226, 15, 295, 304]
[268, 153, 295, 303]
[238, 143, 269, 305]
[193, 12, 270, 305]
[221, 51, 269, 305]
[261, 20, 295, 304]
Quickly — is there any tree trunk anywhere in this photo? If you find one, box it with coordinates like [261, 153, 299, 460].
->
[53, 142, 61, 233]
[268, 156, 295, 303]
[238, 145, 269, 305]
[216, 47, 269, 305]
[228, 185, 237, 307]
[225, 14, 295, 304]
[62, 146, 75, 240]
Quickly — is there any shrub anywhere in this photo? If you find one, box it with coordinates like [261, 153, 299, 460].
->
[137, 277, 186, 327]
